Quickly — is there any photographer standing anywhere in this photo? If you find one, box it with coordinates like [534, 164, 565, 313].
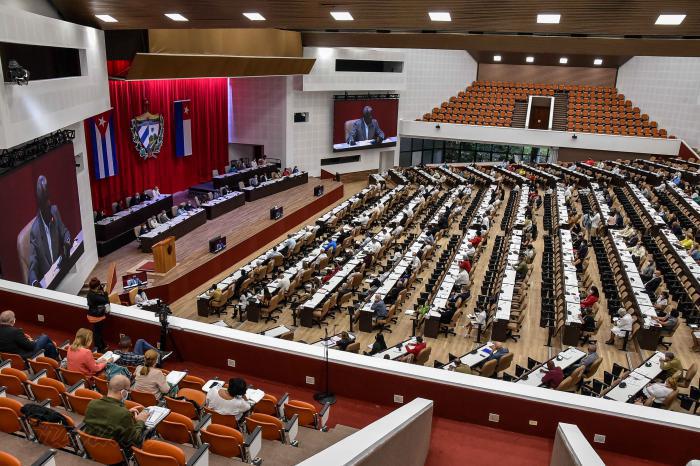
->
[86, 277, 109, 352]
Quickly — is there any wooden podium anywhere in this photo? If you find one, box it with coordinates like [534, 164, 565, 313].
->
[152, 236, 176, 273]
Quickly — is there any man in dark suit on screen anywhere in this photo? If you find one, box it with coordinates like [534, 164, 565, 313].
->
[27, 175, 71, 287]
[346, 106, 385, 145]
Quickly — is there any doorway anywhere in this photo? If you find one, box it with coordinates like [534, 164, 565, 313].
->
[526, 96, 553, 130]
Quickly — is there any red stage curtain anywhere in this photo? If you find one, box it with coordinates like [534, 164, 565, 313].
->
[87, 78, 229, 212]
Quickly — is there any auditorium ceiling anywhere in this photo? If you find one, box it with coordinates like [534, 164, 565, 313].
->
[53, 0, 700, 57]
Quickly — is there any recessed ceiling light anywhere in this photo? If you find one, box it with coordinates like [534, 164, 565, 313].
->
[559, 57, 568, 64]
[95, 14, 118, 23]
[526, 56, 535, 63]
[655, 14, 686, 25]
[493, 55, 502, 62]
[593, 58, 603, 66]
[330, 11, 353, 21]
[429, 12, 451, 22]
[164, 13, 188, 21]
[537, 14, 561, 24]
[243, 12, 266, 21]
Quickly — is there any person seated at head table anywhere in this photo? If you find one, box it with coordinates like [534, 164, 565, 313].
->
[482, 341, 509, 363]
[249, 175, 259, 187]
[138, 223, 150, 236]
[653, 309, 679, 331]
[282, 167, 291, 177]
[184, 201, 194, 211]
[205, 377, 252, 417]
[605, 308, 636, 345]
[157, 210, 169, 224]
[293, 166, 299, 174]
[207, 283, 223, 302]
[371, 294, 388, 319]
[336, 331, 353, 351]
[95, 210, 106, 221]
[259, 173, 268, 183]
[134, 286, 149, 305]
[151, 186, 161, 198]
[653, 291, 670, 311]
[249, 158, 258, 168]
[680, 232, 695, 250]
[449, 358, 473, 375]
[227, 161, 238, 173]
[541, 361, 564, 389]
[220, 186, 229, 196]
[147, 216, 159, 230]
[82, 375, 149, 451]
[66, 328, 111, 376]
[0, 310, 59, 360]
[177, 203, 187, 216]
[129, 192, 142, 207]
[636, 378, 677, 407]
[114, 335, 160, 368]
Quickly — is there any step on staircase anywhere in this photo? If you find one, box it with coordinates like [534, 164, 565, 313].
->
[510, 101, 528, 128]
[552, 92, 570, 131]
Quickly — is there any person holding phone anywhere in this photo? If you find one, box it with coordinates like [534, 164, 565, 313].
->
[86, 277, 109, 353]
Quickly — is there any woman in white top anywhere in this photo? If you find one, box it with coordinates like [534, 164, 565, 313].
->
[465, 308, 487, 338]
[606, 309, 635, 344]
[205, 377, 252, 417]
[134, 288, 148, 304]
[642, 379, 676, 406]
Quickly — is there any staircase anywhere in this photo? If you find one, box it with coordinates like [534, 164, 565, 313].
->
[510, 101, 528, 128]
[552, 92, 569, 131]
[261, 424, 358, 465]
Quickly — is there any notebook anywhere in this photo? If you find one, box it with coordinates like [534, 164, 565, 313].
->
[144, 406, 170, 428]
[165, 370, 187, 386]
[97, 351, 120, 363]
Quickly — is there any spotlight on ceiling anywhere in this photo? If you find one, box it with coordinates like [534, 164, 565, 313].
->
[429, 12, 451, 22]
[559, 57, 568, 64]
[593, 58, 603, 66]
[95, 14, 118, 22]
[526, 56, 535, 63]
[164, 13, 188, 21]
[243, 12, 266, 21]
[537, 14, 561, 24]
[493, 55, 502, 62]
[330, 11, 354, 21]
[655, 14, 686, 25]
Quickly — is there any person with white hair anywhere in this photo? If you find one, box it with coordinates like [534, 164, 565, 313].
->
[605, 308, 636, 345]
[0, 310, 59, 360]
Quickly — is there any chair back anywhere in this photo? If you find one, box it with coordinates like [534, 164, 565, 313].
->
[570, 365, 586, 385]
[28, 357, 60, 379]
[496, 352, 514, 373]
[414, 346, 432, 366]
[130, 389, 160, 408]
[346, 342, 361, 353]
[203, 406, 240, 430]
[0, 367, 28, 396]
[200, 424, 244, 459]
[584, 357, 603, 379]
[179, 375, 205, 391]
[0, 353, 25, 370]
[65, 388, 101, 415]
[29, 414, 74, 449]
[253, 394, 278, 417]
[78, 430, 126, 465]
[132, 439, 186, 466]
[28, 378, 65, 407]
[92, 376, 109, 395]
[680, 363, 698, 388]
[165, 388, 204, 419]
[245, 413, 283, 441]
[556, 376, 576, 392]
[663, 390, 679, 409]
[157, 412, 195, 445]
[57, 368, 89, 387]
[284, 400, 317, 428]
[0, 398, 24, 434]
[479, 359, 498, 378]
[0, 452, 20, 466]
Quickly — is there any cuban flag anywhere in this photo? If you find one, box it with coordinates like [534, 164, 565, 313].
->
[173, 99, 192, 157]
[88, 110, 119, 180]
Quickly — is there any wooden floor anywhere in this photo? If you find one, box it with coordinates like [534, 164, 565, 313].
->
[90, 177, 343, 293]
[167, 176, 700, 409]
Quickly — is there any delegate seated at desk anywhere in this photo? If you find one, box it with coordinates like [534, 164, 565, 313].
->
[28, 175, 72, 286]
[346, 106, 385, 146]
[371, 295, 388, 319]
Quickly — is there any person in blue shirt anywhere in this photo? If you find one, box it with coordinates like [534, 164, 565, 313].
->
[672, 172, 682, 186]
[292, 166, 300, 174]
[370, 295, 388, 319]
[323, 239, 337, 252]
[227, 161, 238, 173]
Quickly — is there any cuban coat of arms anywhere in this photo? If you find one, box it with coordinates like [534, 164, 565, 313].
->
[130, 99, 164, 159]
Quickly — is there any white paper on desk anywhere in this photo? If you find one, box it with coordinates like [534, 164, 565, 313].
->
[166, 370, 187, 386]
[246, 388, 265, 404]
[98, 351, 120, 363]
[145, 406, 170, 428]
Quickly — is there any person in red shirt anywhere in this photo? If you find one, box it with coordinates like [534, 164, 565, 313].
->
[470, 231, 483, 247]
[398, 337, 427, 363]
[580, 285, 599, 309]
[541, 361, 564, 389]
[458, 257, 472, 273]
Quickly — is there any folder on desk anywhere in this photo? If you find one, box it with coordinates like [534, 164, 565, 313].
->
[145, 406, 171, 428]
[166, 370, 187, 386]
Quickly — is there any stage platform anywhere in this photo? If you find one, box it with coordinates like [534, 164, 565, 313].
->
[89, 177, 344, 303]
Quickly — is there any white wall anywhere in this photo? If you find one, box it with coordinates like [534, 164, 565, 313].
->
[0, 0, 58, 18]
[0, 6, 110, 149]
[617, 57, 700, 149]
[287, 47, 477, 176]
[228, 76, 288, 165]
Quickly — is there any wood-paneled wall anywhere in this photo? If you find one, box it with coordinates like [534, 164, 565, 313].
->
[477, 64, 617, 87]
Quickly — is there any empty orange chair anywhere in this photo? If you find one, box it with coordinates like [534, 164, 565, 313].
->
[200, 424, 244, 459]
[0, 367, 29, 397]
[246, 413, 284, 442]
[132, 439, 186, 466]
[28, 412, 76, 450]
[92, 376, 108, 395]
[129, 388, 160, 408]
[0, 397, 25, 436]
[157, 412, 197, 447]
[0, 452, 20, 466]
[284, 400, 329, 430]
[27, 377, 67, 407]
[253, 393, 282, 417]
[165, 388, 205, 420]
[0, 352, 26, 369]
[28, 357, 60, 380]
[65, 388, 101, 415]
[57, 368, 90, 387]
[78, 430, 128, 465]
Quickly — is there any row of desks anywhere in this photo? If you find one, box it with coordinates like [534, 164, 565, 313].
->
[545, 163, 593, 183]
[560, 229, 584, 345]
[658, 228, 700, 290]
[626, 183, 666, 228]
[609, 160, 662, 185]
[212, 163, 279, 189]
[139, 208, 207, 252]
[461, 165, 496, 184]
[604, 352, 664, 402]
[516, 163, 561, 185]
[241, 172, 308, 202]
[515, 347, 587, 387]
[662, 181, 700, 224]
[201, 191, 245, 220]
[412, 166, 440, 185]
